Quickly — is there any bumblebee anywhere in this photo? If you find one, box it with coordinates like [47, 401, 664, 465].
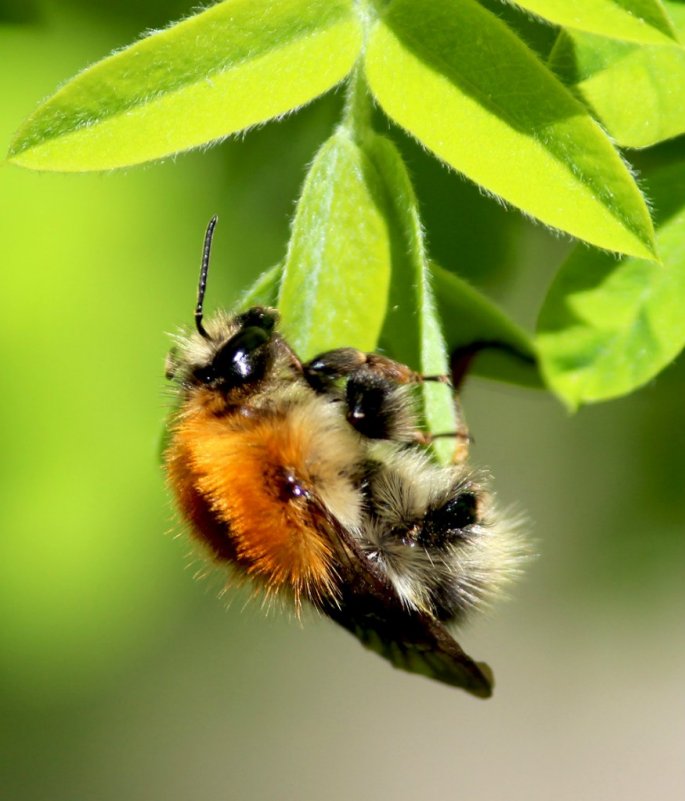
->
[164, 217, 525, 697]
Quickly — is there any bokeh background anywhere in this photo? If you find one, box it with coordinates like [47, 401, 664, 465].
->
[2, 3, 684, 799]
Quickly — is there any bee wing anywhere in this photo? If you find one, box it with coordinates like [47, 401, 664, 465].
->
[315, 506, 493, 698]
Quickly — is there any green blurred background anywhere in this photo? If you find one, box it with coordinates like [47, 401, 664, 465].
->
[1, 4, 684, 799]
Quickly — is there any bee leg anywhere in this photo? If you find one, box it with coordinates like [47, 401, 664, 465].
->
[344, 369, 417, 441]
[413, 430, 472, 447]
[412, 424, 471, 464]
[303, 348, 422, 393]
[273, 336, 304, 374]
[421, 374, 452, 385]
[303, 349, 469, 445]
[301, 349, 415, 440]
[359, 359, 475, 454]
[301, 348, 368, 393]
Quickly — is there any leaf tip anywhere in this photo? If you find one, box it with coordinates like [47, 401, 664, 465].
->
[544, 378, 580, 413]
[619, 230, 659, 263]
[559, 394, 580, 414]
[6, 125, 38, 169]
[6, 135, 23, 163]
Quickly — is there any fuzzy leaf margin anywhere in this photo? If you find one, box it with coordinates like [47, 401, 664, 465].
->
[278, 126, 392, 359]
[508, 0, 677, 45]
[365, 0, 657, 260]
[431, 264, 541, 389]
[537, 160, 685, 409]
[8, 0, 362, 171]
[549, 29, 685, 149]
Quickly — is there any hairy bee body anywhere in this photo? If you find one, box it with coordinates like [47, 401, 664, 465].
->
[165, 299, 525, 695]
[167, 366, 364, 603]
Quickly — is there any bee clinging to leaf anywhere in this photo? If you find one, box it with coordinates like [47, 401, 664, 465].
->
[164, 217, 527, 697]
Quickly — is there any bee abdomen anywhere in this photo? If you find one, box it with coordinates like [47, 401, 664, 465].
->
[357, 449, 525, 621]
[415, 491, 479, 550]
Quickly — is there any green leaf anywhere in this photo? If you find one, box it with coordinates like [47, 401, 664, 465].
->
[536, 161, 685, 409]
[366, 134, 458, 464]
[0, 0, 40, 23]
[8, 0, 361, 171]
[663, 0, 685, 41]
[549, 30, 685, 149]
[278, 127, 391, 359]
[431, 263, 541, 388]
[279, 121, 460, 462]
[237, 263, 282, 310]
[508, 0, 677, 44]
[364, 0, 657, 260]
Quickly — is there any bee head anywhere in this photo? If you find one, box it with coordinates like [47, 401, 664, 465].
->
[188, 306, 278, 390]
[165, 216, 280, 393]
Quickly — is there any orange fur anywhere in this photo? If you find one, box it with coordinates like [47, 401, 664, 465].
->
[167, 402, 342, 604]
[166, 436, 238, 565]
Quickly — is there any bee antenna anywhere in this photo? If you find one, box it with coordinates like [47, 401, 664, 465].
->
[195, 215, 218, 339]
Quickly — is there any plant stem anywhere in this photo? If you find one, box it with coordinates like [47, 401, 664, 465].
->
[342, 65, 373, 141]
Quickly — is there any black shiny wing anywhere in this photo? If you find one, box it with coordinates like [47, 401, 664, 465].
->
[318, 516, 494, 698]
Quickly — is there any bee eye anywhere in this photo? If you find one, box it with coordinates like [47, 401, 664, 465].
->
[208, 326, 272, 388]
